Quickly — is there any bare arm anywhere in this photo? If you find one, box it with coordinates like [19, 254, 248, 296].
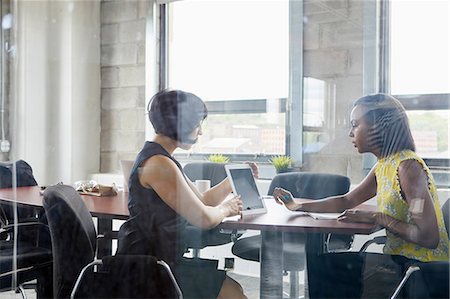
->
[188, 161, 258, 206]
[186, 178, 233, 207]
[274, 167, 378, 212]
[139, 156, 242, 229]
[338, 160, 440, 249]
[378, 160, 439, 249]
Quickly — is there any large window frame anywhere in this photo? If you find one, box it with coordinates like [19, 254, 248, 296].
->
[382, 1, 450, 169]
[153, 0, 449, 176]
[156, 1, 305, 165]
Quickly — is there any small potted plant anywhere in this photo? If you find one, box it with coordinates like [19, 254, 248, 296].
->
[206, 154, 230, 163]
[269, 155, 293, 173]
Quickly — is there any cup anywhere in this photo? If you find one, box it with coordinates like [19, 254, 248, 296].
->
[195, 179, 211, 193]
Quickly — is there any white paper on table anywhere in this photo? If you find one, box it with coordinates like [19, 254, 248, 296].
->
[306, 212, 343, 220]
[223, 215, 241, 222]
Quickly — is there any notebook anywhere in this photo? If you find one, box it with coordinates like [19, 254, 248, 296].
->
[225, 164, 267, 216]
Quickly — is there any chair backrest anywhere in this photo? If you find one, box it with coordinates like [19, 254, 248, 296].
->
[0, 160, 39, 232]
[182, 162, 232, 250]
[183, 162, 227, 187]
[268, 172, 351, 199]
[0, 160, 38, 189]
[43, 185, 97, 298]
[442, 198, 449, 238]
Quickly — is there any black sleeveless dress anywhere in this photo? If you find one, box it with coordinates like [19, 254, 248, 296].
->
[117, 142, 226, 298]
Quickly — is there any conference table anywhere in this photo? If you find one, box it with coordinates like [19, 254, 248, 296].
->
[221, 197, 380, 299]
[0, 186, 129, 257]
[1, 186, 380, 299]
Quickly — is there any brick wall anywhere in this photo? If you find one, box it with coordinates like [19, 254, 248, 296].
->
[301, 0, 366, 182]
[100, 0, 148, 172]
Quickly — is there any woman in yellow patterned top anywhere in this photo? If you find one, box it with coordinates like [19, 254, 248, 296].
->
[274, 93, 449, 298]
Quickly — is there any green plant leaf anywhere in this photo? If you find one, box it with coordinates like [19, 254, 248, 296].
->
[206, 154, 230, 163]
[269, 155, 293, 171]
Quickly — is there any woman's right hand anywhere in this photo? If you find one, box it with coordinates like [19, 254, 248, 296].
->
[219, 195, 243, 217]
[273, 187, 301, 211]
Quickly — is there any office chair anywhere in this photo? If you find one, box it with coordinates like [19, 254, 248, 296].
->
[232, 172, 352, 299]
[0, 160, 53, 298]
[183, 162, 241, 257]
[389, 198, 449, 299]
[0, 160, 41, 239]
[42, 184, 182, 298]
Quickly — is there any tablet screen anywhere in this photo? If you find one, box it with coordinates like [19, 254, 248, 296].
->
[228, 168, 264, 211]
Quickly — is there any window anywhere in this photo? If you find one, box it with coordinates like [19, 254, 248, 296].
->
[166, 0, 290, 159]
[302, 77, 335, 154]
[390, 0, 450, 161]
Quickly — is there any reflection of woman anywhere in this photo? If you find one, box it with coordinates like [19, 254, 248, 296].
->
[275, 94, 449, 298]
[117, 90, 247, 299]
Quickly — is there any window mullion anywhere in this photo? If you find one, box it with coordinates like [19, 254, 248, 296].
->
[288, 0, 303, 166]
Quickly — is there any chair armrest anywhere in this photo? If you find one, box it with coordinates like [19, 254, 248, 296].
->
[0, 265, 34, 278]
[70, 256, 184, 299]
[390, 265, 420, 299]
[1, 222, 50, 248]
[157, 260, 183, 299]
[94, 234, 105, 259]
[359, 236, 387, 253]
[70, 259, 102, 299]
[218, 228, 245, 242]
[0, 222, 49, 234]
[185, 226, 242, 249]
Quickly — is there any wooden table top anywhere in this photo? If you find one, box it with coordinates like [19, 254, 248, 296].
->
[1, 186, 379, 234]
[220, 197, 380, 235]
[0, 186, 130, 220]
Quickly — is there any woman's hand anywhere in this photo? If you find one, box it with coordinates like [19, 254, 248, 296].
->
[273, 187, 301, 211]
[245, 161, 259, 179]
[337, 209, 377, 223]
[218, 195, 243, 217]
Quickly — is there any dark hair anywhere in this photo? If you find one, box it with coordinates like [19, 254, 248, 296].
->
[353, 93, 415, 157]
[148, 89, 208, 143]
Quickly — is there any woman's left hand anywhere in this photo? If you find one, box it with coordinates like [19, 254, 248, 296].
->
[337, 209, 377, 223]
[245, 161, 259, 179]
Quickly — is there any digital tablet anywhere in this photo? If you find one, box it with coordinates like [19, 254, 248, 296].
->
[225, 164, 267, 216]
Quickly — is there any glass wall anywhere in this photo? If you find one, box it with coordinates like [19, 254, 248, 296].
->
[1, 0, 448, 298]
[1, 0, 101, 296]
[390, 0, 450, 160]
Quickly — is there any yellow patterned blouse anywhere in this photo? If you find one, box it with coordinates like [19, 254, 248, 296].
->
[375, 150, 449, 262]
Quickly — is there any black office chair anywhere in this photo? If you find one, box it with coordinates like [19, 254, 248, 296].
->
[389, 198, 450, 299]
[42, 184, 182, 298]
[0, 160, 42, 239]
[0, 160, 52, 298]
[183, 162, 229, 187]
[183, 162, 240, 257]
[232, 172, 352, 298]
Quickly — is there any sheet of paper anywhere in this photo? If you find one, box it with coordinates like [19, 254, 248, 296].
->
[223, 215, 241, 222]
[306, 212, 343, 220]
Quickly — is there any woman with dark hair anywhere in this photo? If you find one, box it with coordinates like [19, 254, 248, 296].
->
[274, 94, 449, 298]
[117, 90, 248, 299]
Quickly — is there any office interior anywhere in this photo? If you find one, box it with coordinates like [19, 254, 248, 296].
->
[0, 0, 448, 298]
